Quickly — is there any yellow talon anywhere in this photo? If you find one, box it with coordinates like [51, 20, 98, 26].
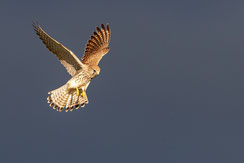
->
[76, 87, 79, 96]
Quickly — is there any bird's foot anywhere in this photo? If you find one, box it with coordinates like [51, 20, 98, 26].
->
[81, 88, 87, 98]
[76, 87, 79, 96]
[76, 87, 86, 98]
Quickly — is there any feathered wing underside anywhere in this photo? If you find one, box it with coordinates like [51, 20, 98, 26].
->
[82, 24, 111, 65]
[33, 22, 83, 76]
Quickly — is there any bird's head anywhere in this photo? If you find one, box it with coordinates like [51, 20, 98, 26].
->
[90, 65, 100, 77]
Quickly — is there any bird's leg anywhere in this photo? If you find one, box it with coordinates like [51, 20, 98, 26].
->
[76, 87, 87, 99]
[81, 88, 87, 99]
[76, 87, 79, 96]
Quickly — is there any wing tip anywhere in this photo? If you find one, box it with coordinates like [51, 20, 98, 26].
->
[101, 24, 105, 28]
[106, 24, 110, 34]
[99, 23, 110, 31]
[32, 21, 40, 30]
[32, 21, 42, 35]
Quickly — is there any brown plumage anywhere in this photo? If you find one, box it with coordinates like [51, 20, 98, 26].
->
[82, 24, 111, 65]
[33, 22, 111, 112]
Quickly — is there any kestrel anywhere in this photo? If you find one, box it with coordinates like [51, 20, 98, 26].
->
[33, 23, 111, 112]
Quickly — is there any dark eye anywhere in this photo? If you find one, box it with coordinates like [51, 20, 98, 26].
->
[92, 69, 96, 74]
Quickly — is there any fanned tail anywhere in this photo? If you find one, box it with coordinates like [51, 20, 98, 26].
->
[47, 85, 88, 112]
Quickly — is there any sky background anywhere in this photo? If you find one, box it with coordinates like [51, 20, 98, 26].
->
[1, 0, 244, 162]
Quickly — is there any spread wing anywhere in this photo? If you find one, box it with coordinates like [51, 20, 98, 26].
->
[33, 22, 84, 76]
[82, 24, 111, 65]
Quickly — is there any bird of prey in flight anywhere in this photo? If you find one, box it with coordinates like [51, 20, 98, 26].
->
[33, 23, 111, 112]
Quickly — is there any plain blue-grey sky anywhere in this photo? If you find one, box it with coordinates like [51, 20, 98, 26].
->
[1, 0, 244, 162]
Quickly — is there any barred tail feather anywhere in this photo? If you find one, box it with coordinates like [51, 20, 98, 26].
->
[64, 91, 88, 112]
[47, 84, 69, 111]
[47, 85, 89, 112]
